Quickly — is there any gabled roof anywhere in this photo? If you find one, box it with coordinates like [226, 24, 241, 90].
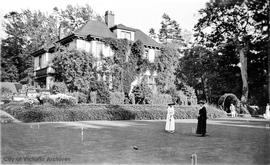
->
[74, 20, 116, 39]
[134, 29, 161, 48]
[31, 19, 160, 56]
[110, 24, 136, 32]
[111, 24, 161, 48]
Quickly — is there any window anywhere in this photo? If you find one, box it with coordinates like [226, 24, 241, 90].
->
[121, 31, 131, 40]
[34, 56, 39, 70]
[144, 49, 149, 59]
[148, 49, 155, 63]
[39, 55, 42, 68]
[96, 42, 103, 59]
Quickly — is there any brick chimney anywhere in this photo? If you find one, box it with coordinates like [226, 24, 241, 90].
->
[105, 11, 114, 28]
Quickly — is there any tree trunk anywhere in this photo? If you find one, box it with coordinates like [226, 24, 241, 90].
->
[201, 77, 208, 102]
[239, 48, 248, 104]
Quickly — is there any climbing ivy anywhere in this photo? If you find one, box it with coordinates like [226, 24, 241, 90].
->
[103, 38, 185, 103]
[155, 46, 179, 93]
[103, 38, 153, 94]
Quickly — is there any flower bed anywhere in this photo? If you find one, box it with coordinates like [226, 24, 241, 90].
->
[2, 103, 226, 122]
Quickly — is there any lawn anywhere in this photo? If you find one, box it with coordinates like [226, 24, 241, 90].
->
[1, 118, 270, 164]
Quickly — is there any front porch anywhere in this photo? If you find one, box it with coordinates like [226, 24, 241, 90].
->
[34, 67, 55, 89]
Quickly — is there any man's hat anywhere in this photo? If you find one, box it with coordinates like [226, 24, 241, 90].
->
[198, 100, 206, 104]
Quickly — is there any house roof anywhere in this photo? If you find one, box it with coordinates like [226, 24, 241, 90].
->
[110, 24, 136, 32]
[134, 29, 161, 48]
[74, 20, 116, 39]
[31, 19, 160, 56]
[111, 24, 160, 48]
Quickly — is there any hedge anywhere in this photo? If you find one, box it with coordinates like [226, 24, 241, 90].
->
[2, 102, 227, 122]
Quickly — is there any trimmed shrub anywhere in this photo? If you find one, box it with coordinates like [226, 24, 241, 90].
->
[1, 87, 13, 103]
[132, 83, 153, 104]
[24, 98, 39, 108]
[205, 104, 226, 119]
[70, 92, 88, 103]
[151, 93, 172, 105]
[110, 92, 125, 104]
[51, 82, 68, 94]
[2, 102, 227, 122]
[48, 93, 77, 107]
[95, 81, 110, 104]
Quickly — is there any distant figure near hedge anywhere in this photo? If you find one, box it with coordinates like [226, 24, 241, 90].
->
[165, 103, 175, 133]
[263, 103, 270, 120]
[196, 100, 207, 137]
[230, 103, 237, 118]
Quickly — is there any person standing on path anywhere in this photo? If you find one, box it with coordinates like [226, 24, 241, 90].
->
[263, 103, 270, 119]
[230, 103, 237, 118]
[196, 100, 207, 137]
[165, 103, 175, 133]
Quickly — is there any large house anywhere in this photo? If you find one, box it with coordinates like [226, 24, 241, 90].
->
[32, 11, 161, 93]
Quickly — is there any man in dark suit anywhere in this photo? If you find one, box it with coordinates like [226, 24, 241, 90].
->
[196, 100, 207, 137]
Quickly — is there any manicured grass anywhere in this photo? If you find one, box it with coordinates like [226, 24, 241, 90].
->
[1, 119, 270, 164]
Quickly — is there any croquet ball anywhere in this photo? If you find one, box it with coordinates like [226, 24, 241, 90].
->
[133, 146, 138, 150]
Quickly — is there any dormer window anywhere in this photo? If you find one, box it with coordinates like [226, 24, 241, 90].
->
[120, 31, 131, 40]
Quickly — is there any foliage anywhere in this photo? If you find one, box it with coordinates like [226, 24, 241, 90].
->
[48, 93, 77, 107]
[151, 93, 172, 105]
[168, 88, 187, 105]
[1, 4, 101, 84]
[52, 4, 103, 38]
[194, 0, 269, 104]
[132, 83, 153, 104]
[155, 46, 179, 93]
[2, 103, 226, 122]
[92, 81, 110, 104]
[177, 45, 242, 104]
[104, 38, 151, 95]
[1, 10, 58, 83]
[52, 47, 96, 92]
[70, 92, 88, 103]
[158, 13, 183, 44]
[103, 38, 131, 92]
[148, 28, 157, 39]
[24, 97, 39, 108]
[51, 82, 68, 94]
[1, 87, 13, 100]
[110, 92, 125, 105]
[166, 85, 197, 106]
[123, 40, 149, 94]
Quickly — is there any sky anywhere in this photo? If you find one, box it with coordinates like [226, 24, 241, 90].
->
[0, 0, 208, 38]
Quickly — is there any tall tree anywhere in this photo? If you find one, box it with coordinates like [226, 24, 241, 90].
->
[1, 4, 101, 84]
[52, 4, 103, 38]
[148, 28, 157, 40]
[1, 12, 25, 82]
[1, 10, 59, 83]
[177, 44, 242, 103]
[155, 46, 179, 93]
[158, 13, 183, 44]
[194, 0, 268, 105]
[177, 46, 217, 102]
[52, 47, 96, 92]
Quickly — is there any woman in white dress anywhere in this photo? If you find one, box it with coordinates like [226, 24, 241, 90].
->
[165, 103, 175, 133]
[230, 103, 236, 118]
[263, 103, 270, 119]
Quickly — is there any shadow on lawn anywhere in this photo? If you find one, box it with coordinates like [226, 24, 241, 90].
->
[105, 104, 136, 120]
